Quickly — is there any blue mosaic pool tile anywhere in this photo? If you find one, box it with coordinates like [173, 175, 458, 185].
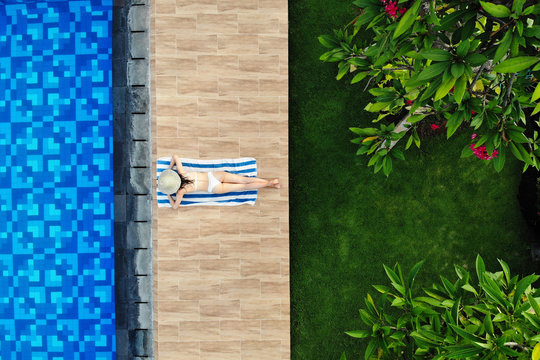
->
[0, 1, 115, 359]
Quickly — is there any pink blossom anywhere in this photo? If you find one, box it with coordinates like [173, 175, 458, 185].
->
[431, 124, 440, 130]
[469, 143, 498, 160]
[471, 133, 477, 139]
[380, 0, 403, 19]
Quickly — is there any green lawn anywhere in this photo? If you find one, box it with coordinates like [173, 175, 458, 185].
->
[289, 1, 536, 359]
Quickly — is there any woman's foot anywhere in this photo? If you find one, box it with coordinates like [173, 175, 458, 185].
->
[270, 179, 280, 188]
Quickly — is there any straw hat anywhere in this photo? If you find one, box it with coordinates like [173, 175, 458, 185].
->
[158, 169, 181, 194]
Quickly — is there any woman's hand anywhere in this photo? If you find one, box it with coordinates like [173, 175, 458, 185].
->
[170, 188, 187, 209]
[173, 154, 184, 173]
[169, 154, 184, 173]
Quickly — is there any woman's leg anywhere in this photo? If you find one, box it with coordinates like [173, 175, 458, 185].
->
[214, 171, 269, 184]
[213, 180, 279, 194]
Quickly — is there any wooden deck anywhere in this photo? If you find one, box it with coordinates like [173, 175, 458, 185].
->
[150, 0, 289, 358]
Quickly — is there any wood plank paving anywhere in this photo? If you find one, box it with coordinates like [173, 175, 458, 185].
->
[151, 0, 289, 359]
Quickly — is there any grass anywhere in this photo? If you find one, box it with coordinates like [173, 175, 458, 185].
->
[289, 1, 537, 359]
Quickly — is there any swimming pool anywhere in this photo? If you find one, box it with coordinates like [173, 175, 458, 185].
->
[0, 0, 116, 358]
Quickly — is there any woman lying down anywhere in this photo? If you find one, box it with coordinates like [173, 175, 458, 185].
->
[158, 154, 280, 209]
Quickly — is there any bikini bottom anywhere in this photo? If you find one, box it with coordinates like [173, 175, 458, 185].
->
[207, 172, 221, 193]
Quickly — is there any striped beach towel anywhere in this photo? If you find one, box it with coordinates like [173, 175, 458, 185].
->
[156, 157, 258, 207]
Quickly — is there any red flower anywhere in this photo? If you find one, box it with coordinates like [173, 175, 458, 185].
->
[431, 124, 440, 130]
[469, 141, 498, 160]
[406, 99, 414, 105]
[399, 7, 407, 14]
[471, 111, 476, 115]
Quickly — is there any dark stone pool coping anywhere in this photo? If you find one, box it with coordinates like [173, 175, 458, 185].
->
[113, 0, 153, 358]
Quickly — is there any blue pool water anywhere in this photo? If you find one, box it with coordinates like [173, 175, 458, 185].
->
[0, 1, 116, 359]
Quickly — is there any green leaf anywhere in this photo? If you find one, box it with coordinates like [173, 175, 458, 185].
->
[481, 277, 507, 308]
[384, 264, 402, 286]
[484, 314, 494, 336]
[420, 78, 442, 101]
[507, 130, 529, 144]
[369, 88, 394, 96]
[352, 0, 376, 7]
[532, 82, 540, 102]
[351, 72, 368, 84]
[350, 127, 379, 136]
[480, 1, 511, 18]
[461, 18, 476, 41]
[392, 149, 405, 161]
[406, 134, 414, 149]
[415, 296, 442, 307]
[451, 63, 465, 79]
[413, 130, 420, 148]
[516, 21, 523, 37]
[383, 156, 392, 176]
[408, 114, 426, 124]
[434, 77, 456, 101]
[393, 0, 421, 39]
[348, 58, 370, 68]
[456, 40, 470, 58]
[418, 62, 450, 81]
[533, 102, 540, 116]
[337, 63, 351, 80]
[359, 309, 376, 326]
[422, 49, 453, 61]
[529, 296, 540, 317]
[512, 0, 526, 14]
[318, 35, 338, 49]
[448, 324, 486, 343]
[462, 284, 478, 295]
[492, 145, 505, 172]
[523, 312, 540, 328]
[346, 330, 370, 338]
[461, 144, 474, 158]
[446, 112, 463, 138]
[340, 352, 347, 360]
[407, 260, 425, 290]
[444, 344, 483, 359]
[523, 4, 536, 15]
[441, 276, 457, 297]
[453, 76, 467, 104]
[372, 284, 389, 294]
[364, 339, 377, 360]
[353, 8, 378, 27]
[465, 53, 488, 66]
[513, 274, 540, 307]
[493, 56, 540, 73]
[509, 141, 523, 161]
[476, 255, 486, 283]
[494, 31, 512, 63]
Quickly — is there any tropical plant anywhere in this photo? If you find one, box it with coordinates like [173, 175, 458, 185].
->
[341, 255, 540, 359]
[319, 0, 540, 176]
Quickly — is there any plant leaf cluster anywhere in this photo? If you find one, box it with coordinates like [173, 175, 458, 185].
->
[342, 255, 540, 359]
[320, 0, 540, 175]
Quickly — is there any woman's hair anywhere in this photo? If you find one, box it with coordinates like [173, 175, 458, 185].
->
[178, 172, 194, 190]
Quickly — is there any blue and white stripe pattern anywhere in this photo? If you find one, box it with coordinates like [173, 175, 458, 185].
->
[156, 157, 258, 207]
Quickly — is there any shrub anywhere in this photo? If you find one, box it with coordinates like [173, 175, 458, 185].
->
[320, 0, 540, 176]
[342, 255, 540, 359]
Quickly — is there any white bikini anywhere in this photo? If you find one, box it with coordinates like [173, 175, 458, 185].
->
[207, 172, 220, 193]
[187, 172, 220, 193]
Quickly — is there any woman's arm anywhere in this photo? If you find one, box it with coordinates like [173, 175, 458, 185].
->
[169, 154, 184, 173]
[169, 188, 187, 209]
